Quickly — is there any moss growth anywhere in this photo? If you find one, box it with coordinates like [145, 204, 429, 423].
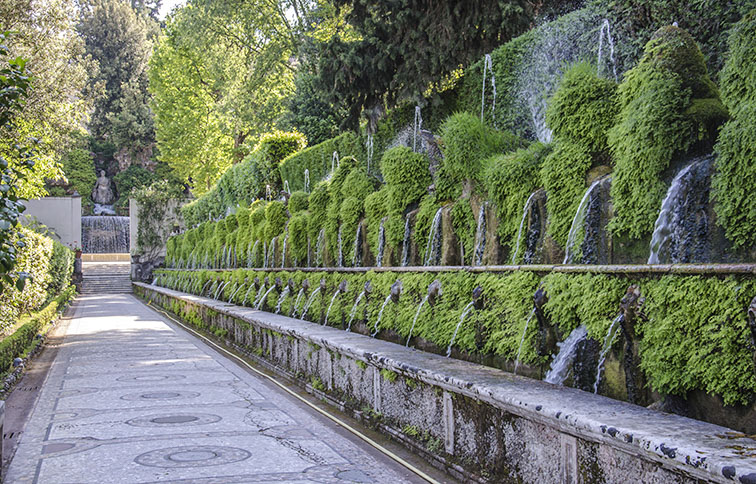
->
[364, 188, 390, 260]
[380, 368, 398, 383]
[451, 200, 476, 265]
[712, 9, 756, 251]
[483, 143, 551, 255]
[608, 26, 727, 239]
[355, 360, 368, 371]
[288, 211, 309, 266]
[381, 146, 431, 215]
[264, 201, 287, 242]
[288, 191, 309, 214]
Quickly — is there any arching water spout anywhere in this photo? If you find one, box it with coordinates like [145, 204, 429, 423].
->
[346, 282, 371, 332]
[406, 280, 441, 347]
[447, 302, 475, 357]
[597, 19, 618, 82]
[594, 314, 623, 393]
[512, 192, 537, 264]
[372, 280, 402, 337]
[413, 105, 423, 152]
[481, 53, 497, 124]
[300, 279, 326, 320]
[304, 169, 310, 193]
[401, 214, 411, 266]
[324, 280, 347, 326]
[513, 308, 536, 374]
[473, 202, 488, 266]
[423, 208, 444, 266]
[376, 217, 387, 267]
[544, 325, 589, 385]
[564, 178, 606, 264]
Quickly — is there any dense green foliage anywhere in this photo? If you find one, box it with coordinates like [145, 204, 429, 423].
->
[451, 201, 476, 265]
[0, 227, 74, 331]
[278, 132, 364, 193]
[153, 268, 756, 405]
[437, 113, 523, 198]
[712, 10, 756, 251]
[381, 147, 431, 215]
[607, 26, 727, 239]
[483, 143, 551, 255]
[0, 285, 75, 373]
[288, 191, 309, 214]
[113, 164, 157, 211]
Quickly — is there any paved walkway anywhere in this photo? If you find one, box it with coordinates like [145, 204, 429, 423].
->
[6, 294, 424, 484]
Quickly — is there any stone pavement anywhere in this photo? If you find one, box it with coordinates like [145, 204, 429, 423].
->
[5, 294, 427, 484]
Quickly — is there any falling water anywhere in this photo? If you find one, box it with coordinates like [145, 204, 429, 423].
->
[473, 202, 488, 266]
[283, 180, 291, 195]
[352, 224, 362, 267]
[513, 308, 536, 374]
[648, 157, 712, 264]
[446, 302, 476, 357]
[281, 230, 288, 268]
[300, 287, 322, 320]
[332, 151, 340, 173]
[81, 216, 130, 253]
[401, 214, 411, 266]
[597, 19, 618, 81]
[201, 280, 213, 297]
[290, 288, 306, 318]
[337, 227, 344, 267]
[255, 285, 277, 310]
[564, 178, 604, 264]
[275, 286, 291, 314]
[413, 105, 423, 152]
[371, 295, 393, 337]
[253, 284, 266, 307]
[269, 237, 278, 268]
[376, 217, 387, 267]
[304, 169, 310, 193]
[228, 283, 245, 303]
[323, 289, 342, 326]
[346, 291, 366, 332]
[423, 208, 444, 266]
[594, 314, 623, 393]
[263, 241, 268, 269]
[481, 53, 497, 124]
[406, 295, 429, 347]
[242, 284, 257, 306]
[544, 325, 589, 385]
[366, 132, 374, 173]
[214, 281, 230, 300]
[316, 229, 325, 267]
[511, 192, 537, 264]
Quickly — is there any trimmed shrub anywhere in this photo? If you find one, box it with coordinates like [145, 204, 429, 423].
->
[451, 200, 476, 265]
[381, 146, 431, 215]
[264, 201, 287, 242]
[288, 191, 309, 214]
[607, 26, 727, 239]
[712, 9, 756, 250]
[278, 132, 364, 193]
[288, 211, 309, 266]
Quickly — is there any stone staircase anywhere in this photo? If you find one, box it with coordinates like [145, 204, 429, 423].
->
[81, 262, 132, 295]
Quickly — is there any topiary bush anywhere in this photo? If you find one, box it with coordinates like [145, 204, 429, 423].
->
[288, 191, 309, 214]
[483, 143, 551, 254]
[264, 201, 287, 242]
[381, 146, 431, 215]
[607, 26, 728, 239]
[437, 112, 524, 196]
[288, 211, 309, 266]
[712, 9, 756, 251]
[546, 62, 618, 157]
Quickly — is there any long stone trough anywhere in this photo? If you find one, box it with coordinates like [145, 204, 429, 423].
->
[135, 281, 756, 484]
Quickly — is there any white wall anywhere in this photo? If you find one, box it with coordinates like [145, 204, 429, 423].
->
[22, 197, 82, 248]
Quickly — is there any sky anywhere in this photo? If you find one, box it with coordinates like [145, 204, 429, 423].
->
[159, 0, 185, 19]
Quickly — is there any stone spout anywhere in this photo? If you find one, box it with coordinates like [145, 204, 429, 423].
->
[472, 286, 484, 310]
[287, 278, 296, 292]
[428, 280, 442, 306]
[301, 279, 310, 291]
[390, 280, 403, 303]
[748, 296, 756, 368]
[338, 280, 348, 293]
[364, 281, 373, 295]
[619, 284, 647, 405]
[319, 278, 327, 292]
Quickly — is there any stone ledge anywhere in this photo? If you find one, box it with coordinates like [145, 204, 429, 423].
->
[136, 282, 756, 483]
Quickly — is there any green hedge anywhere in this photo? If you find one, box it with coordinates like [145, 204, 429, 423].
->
[0, 285, 75, 374]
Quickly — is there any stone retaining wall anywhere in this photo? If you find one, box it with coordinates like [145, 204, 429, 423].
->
[135, 282, 756, 484]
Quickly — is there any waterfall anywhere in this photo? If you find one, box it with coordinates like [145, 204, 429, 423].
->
[376, 217, 387, 267]
[332, 151, 340, 173]
[281, 230, 288, 268]
[594, 314, 623, 393]
[423, 208, 444, 266]
[290, 288, 305, 318]
[275, 286, 290, 314]
[511, 193, 537, 264]
[304, 169, 310, 193]
[481, 53, 497, 124]
[371, 295, 393, 337]
[648, 156, 713, 264]
[564, 178, 605, 264]
[346, 291, 366, 332]
[447, 301, 476, 357]
[337, 227, 344, 267]
[323, 289, 341, 326]
[406, 295, 429, 347]
[255, 285, 277, 310]
[81, 216, 130, 253]
[316, 228, 325, 267]
[352, 223, 362, 267]
[401, 214, 411, 266]
[366, 132, 374, 173]
[513, 308, 536, 374]
[597, 19, 618, 82]
[283, 180, 291, 195]
[263, 241, 268, 269]
[413, 105, 423, 152]
[473, 202, 488, 266]
[544, 325, 589, 385]
[300, 287, 322, 320]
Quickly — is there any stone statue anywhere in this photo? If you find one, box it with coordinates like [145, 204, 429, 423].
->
[92, 170, 115, 205]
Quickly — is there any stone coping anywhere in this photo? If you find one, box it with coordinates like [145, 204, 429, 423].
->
[160, 263, 756, 276]
[137, 282, 756, 484]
